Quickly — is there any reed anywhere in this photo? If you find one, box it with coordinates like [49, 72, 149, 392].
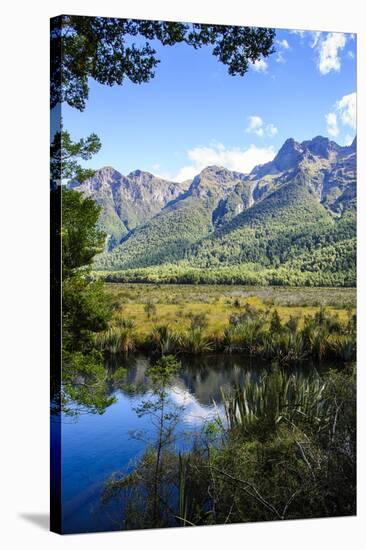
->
[94, 326, 135, 354]
[222, 368, 327, 434]
[328, 334, 356, 362]
[181, 329, 213, 354]
[149, 324, 180, 355]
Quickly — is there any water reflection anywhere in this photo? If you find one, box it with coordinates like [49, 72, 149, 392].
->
[61, 353, 320, 533]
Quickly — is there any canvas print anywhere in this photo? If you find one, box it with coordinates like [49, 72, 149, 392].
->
[50, 15, 356, 534]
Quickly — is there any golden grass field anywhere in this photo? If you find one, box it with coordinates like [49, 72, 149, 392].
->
[105, 283, 356, 337]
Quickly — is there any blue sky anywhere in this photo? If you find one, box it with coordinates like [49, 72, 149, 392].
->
[62, 27, 356, 182]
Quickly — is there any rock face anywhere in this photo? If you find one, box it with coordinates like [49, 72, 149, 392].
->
[68, 168, 188, 249]
[248, 135, 356, 213]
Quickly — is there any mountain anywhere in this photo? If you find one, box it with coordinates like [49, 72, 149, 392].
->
[68, 167, 188, 249]
[186, 136, 356, 271]
[71, 135, 356, 286]
[94, 166, 253, 269]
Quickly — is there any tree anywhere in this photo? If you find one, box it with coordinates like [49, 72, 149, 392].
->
[103, 355, 182, 528]
[50, 127, 101, 189]
[51, 15, 276, 111]
[61, 187, 105, 278]
[61, 188, 112, 351]
[56, 187, 115, 415]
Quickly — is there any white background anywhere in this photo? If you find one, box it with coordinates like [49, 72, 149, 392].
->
[0, 0, 365, 548]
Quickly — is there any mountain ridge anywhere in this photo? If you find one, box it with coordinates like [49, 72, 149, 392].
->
[68, 135, 356, 285]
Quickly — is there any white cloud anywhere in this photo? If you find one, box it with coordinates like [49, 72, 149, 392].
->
[348, 50, 355, 59]
[277, 39, 290, 50]
[266, 124, 278, 137]
[275, 38, 290, 63]
[344, 134, 354, 146]
[310, 32, 321, 49]
[336, 92, 356, 129]
[325, 92, 356, 140]
[325, 112, 339, 137]
[246, 116, 278, 138]
[290, 30, 305, 38]
[276, 51, 285, 64]
[173, 143, 275, 182]
[250, 58, 268, 72]
[313, 32, 346, 74]
[246, 115, 264, 135]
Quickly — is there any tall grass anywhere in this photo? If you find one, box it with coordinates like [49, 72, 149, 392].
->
[149, 324, 180, 355]
[181, 329, 213, 354]
[94, 326, 135, 354]
[328, 334, 356, 362]
[223, 320, 265, 355]
[222, 369, 327, 434]
[94, 303, 356, 364]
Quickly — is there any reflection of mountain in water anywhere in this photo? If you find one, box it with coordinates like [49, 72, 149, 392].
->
[176, 355, 265, 406]
[106, 353, 321, 413]
[107, 354, 268, 407]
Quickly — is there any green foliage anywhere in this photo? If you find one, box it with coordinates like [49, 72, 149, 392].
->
[223, 320, 265, 355]
[149, 325, 180, 355]
[146, 355, 181, 386]
[51, 15, 275, 111]
[142, 304, 355, 363]
[93, 169, 356, 287]
[95, 197, 215, 270]
[60, 189, 115, 415]
[269, 309, 282, 334]
[50, 129, 101, 187]
[94, 325, 135, 354]
[62, 350, 116, 415]
[181, 329, 214, 354]
[103, 365, 356, 527]
[222, 368, 325, 435]
[96, 263, 356, 287]
[62, 274, 112, 352]
[62, 188, 105, 277]
[103, 354, 182, 528]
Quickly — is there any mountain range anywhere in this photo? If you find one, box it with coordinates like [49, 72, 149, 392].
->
[68, 135, 356, 286]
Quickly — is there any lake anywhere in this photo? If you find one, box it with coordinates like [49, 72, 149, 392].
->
[57, 353, 322, 534]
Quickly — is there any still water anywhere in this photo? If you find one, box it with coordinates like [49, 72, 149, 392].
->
[58, 354, 318, 534]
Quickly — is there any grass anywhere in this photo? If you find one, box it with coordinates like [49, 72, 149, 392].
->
[104, 283, 356, 339]
[91, 283, 357, 364]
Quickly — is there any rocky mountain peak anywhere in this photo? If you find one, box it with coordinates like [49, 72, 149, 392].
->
[302, 135, 339, 159]
[273, 138, 304, 171]
[190, 165, 244, 199]
[68, 166, 123, 192]
[126, 169, 155, 182]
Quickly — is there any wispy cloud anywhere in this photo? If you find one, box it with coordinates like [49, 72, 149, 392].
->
[325, 112, 339, 137]
[312, 32, 347, 75]
[277, 39, 290, 50]
[290, 30, 305, 38]
[275, 38, 290, 63]
[250, 58, 268, 72]
[336, 92, 356, 129]
[246, 116, 278, 138]
[325, 92, 356, 142]
[173, 143, 275, 182]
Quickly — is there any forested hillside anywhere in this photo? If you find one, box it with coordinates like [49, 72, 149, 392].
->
[70, 135, 356, 286]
